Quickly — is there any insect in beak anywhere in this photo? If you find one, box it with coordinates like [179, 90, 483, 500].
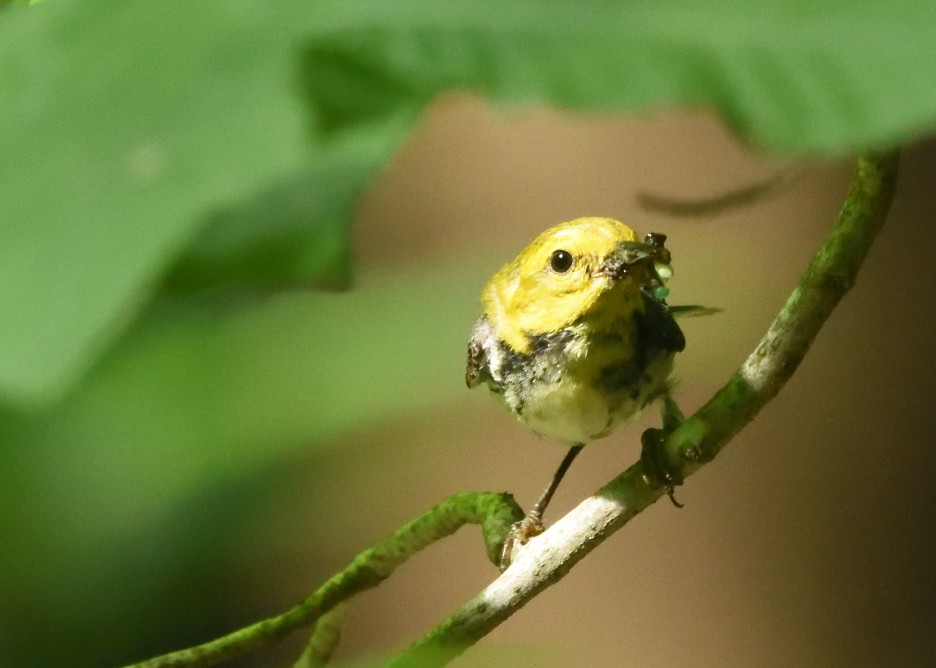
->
[594, 233, 674, 301]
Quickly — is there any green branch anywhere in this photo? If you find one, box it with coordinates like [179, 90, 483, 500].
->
[388, 150, 900, 667]
[293, 602, 352, 668]
[126, 151, 898, 668]
[123, 492, 523, 668]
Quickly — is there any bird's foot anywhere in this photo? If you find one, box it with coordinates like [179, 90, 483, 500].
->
[640, 426, 685, 508]
[499, 514, 545, 571]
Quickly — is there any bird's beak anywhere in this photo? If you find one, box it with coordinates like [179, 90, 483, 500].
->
[595, 241, 655, 280]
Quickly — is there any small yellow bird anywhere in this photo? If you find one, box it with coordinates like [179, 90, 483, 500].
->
[466, 217, 685, 566]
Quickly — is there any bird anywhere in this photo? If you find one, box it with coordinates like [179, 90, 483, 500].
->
[466, 216, 687, 568]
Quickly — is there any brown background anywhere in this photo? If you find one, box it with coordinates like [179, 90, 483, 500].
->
[244, 97, 936, 667]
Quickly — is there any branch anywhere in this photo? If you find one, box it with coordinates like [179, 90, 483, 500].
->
[123, 492, 523, 668]
[126, 150, 898, 668]
[388, 149, 900, 667]
[293, 602, 352, 668]
[636, 164, 803, 217]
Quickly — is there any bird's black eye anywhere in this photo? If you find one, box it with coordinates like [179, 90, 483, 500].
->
[549, 249, 574, 273]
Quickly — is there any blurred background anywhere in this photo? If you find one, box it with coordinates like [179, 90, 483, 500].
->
[4, 94, 936, 667]
[327, 102, 936, 667]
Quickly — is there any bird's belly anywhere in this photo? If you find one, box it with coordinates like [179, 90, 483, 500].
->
[503, 352, 674, 445]
[520, 378, 624, 444]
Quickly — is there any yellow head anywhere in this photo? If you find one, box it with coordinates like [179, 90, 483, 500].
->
[481, 217, 668, 354]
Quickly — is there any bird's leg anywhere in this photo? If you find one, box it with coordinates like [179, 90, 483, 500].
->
[529, 443, 584, 522]
[641, 393, 687, 507]
[499, 444, 584, 570]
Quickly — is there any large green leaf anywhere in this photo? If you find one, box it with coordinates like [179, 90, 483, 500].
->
[0, 1, 401, 406]
[159, 156, 358, 295]
[301, 0, 936, 152]
[4, 0, 935, 407]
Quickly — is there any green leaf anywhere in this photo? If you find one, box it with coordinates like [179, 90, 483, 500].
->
[160, 159, 355, 295]
[6, 0, 935, 407]
[301, 0, 936, 153]
[0, 1, 401, 406]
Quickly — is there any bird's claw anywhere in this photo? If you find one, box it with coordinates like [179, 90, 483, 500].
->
[641, 426, 685, 508]
[499, 514, 545, 571]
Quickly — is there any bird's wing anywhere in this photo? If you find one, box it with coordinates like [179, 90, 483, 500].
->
[465, 317, 494, 388]
[637, 296, 687, 354]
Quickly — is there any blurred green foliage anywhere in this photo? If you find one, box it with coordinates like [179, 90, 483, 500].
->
[0, 1, 407, 404]
[1, 0, 935, 666]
